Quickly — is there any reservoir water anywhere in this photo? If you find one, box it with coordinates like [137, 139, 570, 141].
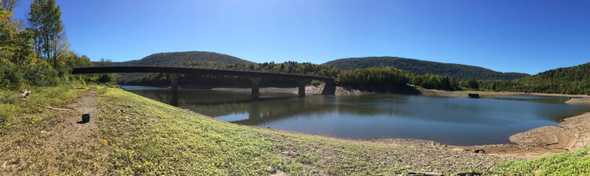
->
[122, 85, 590, 145]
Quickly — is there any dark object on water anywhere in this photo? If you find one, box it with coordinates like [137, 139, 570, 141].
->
[78, 113, 91, 124]
[468, 93, 480, 99]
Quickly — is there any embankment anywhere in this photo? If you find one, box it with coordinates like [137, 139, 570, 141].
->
[0, 87, 509, 175]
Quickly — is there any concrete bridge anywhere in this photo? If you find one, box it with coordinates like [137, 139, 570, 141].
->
[72, 66, 336, 99]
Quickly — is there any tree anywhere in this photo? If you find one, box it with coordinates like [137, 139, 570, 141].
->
[0, 0, 16, 12]
[467, 79, 479, 90]
[1, 7, 35, 68]
[28, 0, 64, 68]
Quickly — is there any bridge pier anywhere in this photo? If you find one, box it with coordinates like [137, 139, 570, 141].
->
[168, 74, 179, 106]
[170, 74, 179, 92]
[298, 81, 306, 97]
[322, 80, 336, 95]
[251, 78, 261, 100]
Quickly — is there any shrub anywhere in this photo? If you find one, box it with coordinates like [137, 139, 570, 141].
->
[22, 61, 59, 86]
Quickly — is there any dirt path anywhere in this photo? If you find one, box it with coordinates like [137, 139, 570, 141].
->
[0, 90, 107, 175]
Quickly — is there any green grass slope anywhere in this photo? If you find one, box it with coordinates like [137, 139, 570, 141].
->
[94, 88, 509, 175]
[495, 147, 590, 175]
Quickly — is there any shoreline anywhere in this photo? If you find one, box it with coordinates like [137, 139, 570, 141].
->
[418, 88, 590, 105]
[418, 87, 590, 98]
[278, 86, 590, 158]
[122, 84, 590, 158]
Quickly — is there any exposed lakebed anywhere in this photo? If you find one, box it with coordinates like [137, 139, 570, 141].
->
[122, 85, 590, 145]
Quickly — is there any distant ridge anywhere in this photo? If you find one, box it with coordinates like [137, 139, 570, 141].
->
[98, 51, 529, 80]
[100, 51, 255, 83]
[323, 56, 529, 80]
[120, 51, 254, 67]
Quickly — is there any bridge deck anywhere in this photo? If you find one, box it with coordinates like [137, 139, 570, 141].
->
[72, 66, 334, 82]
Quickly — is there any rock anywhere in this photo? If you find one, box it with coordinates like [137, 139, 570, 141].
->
[266, 166, 276, 173]
[566, 97, 590, 105]
[267, 166, 287, 176]
[407, 172, 443, 176]
[509, 112, 590, 150]
[20, 90, 32, 98]
[474, 149, 486, 154]
[271, 170, 288, 176]
[509, 126, 573, 147]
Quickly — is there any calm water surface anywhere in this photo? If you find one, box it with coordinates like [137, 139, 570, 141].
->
[122, 85, 590, 145]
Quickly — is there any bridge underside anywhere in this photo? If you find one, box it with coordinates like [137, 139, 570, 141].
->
[73, 66, 336, 99]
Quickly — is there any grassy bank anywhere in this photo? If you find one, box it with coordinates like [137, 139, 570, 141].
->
[495, 147, 590, 175]
[0, 84, 87, 129]
[2, 86, 590, 175]
[0, 84, 91, 175]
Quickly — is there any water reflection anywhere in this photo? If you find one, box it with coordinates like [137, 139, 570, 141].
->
[122, 85, 590, 145]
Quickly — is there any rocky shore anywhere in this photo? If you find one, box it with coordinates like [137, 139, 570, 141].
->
[509, 112, 590, 151]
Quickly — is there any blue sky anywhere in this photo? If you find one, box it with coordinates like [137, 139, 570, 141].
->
[12, 0, 590, 74]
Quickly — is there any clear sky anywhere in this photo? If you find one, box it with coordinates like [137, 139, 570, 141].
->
[12, 0, 590, 74]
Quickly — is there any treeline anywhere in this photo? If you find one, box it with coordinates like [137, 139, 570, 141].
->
[338, 67, 412, 93]
[338, 67, 467, 93]
[324, 57, 529, 80]
[126, 59, 469, 93]
[1, 0, 93, 89]
[337, 63, 590, 95]
[476, 63, 590, 95]
[184, 61, 463, 92]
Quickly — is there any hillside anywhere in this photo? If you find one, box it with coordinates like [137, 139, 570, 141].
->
[120, 51, 254, 67]
[100, 51, 255, 84]
[512, 62, 590, 94]
[323, 57, 529, 80]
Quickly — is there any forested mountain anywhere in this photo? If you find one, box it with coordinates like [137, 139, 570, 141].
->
[323, 57, 529, 80]
[481, 62, 590, 94]
[118, 51, 255, 68]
